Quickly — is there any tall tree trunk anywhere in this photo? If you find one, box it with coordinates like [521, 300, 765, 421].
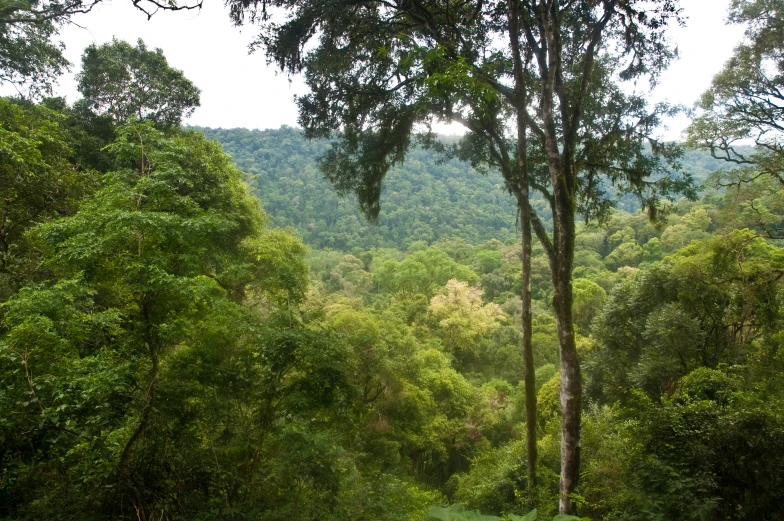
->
[552, 199, 581, 515]
[519, 200, 537, 508]
[537, 13, 583, 504]
[508, 1, 537, 507]
[515, 118, 536, 509]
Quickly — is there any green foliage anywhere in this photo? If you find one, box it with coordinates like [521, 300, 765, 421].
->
[377, 248, 479, 299]
[704, 166, 784, 239]
[537, 373, 561, 429]
[2, 6, 784, 515]
[78, 38, 200, 127]
[430, 504, 500, 521]
[671, 367, 742, 404]
[243, 228, 309, 305]
[687, 0, 784, 238]
[198, 126, 525, 250]
[571, 279, 607, 332]
[0, 0, 70, 97]
[619, 371, 784, 520]
[509, 511, 538, 521]
[588, 229, 784, 402]
[199, 126, 732, 252]
[429, 503, 582, 521]
[579, 227, 784, 519]
[0, 106, 782, 520]
[0, 98, 87, 302]
[0, 116, 365, 520]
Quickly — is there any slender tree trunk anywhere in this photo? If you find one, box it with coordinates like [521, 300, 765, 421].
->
[515, 90, 537, 512]
[519, 200, 537, 508]
[508, 2, 537, 507]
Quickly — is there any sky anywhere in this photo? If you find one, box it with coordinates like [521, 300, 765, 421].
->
[44, 0, 746, 139]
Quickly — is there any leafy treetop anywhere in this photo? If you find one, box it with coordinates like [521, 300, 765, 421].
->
[77, 38, 201, 127]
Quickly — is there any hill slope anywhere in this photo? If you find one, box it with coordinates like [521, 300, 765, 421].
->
[197, 126, 733, 250]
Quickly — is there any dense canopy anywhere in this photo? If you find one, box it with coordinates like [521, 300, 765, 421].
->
[1, 1, 784, 520]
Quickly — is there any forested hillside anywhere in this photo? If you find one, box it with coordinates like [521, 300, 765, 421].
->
[2, 1, 784, 521]
[2, 91, 783, 520]
[198, 125, 735, 251]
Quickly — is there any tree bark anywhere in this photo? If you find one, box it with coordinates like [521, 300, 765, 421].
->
[533, 2, 583, 509]
[508, 1, 537, 507]
[520, 201, 537, 509]
[551, 191, 581, 515]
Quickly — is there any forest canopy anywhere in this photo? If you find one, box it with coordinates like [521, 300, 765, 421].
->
[1, 1, 784, 520]
[198, 125, 734, 251]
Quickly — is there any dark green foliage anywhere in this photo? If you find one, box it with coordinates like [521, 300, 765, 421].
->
[0, 98, 88, 303]
[2, 3, 784, 515]
[198, 126, 524, 249]
[78, 39, 200, 127]
[573, 230, 784, 520]
[0, 0, 69, 97]
[588, 230, 784, 403]
[618, 374, 784, 521]
[198, 126, 731, 252]
[430, 504, 501, 521]
[0, 118, 352, 520]
[429, 504, 581, 521]
[2, 97, 784, 520]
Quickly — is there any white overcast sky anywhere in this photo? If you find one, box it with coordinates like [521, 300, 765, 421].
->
[42, 0, 745, 139]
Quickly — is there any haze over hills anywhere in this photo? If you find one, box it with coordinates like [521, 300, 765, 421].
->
[197, 126, 734, 250]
